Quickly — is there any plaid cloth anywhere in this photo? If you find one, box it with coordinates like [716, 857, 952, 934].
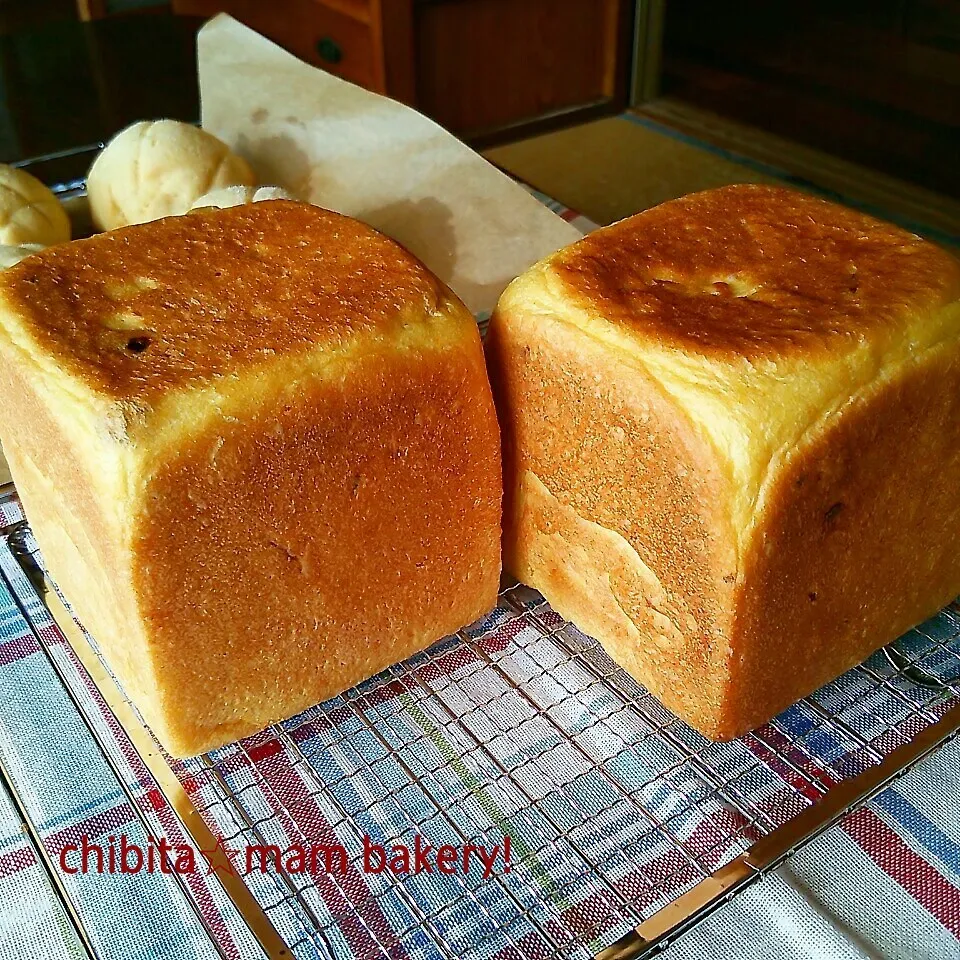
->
[0, 499, 267, 960]
[2, 488, 960, 959]
[1, 194, 960, 960]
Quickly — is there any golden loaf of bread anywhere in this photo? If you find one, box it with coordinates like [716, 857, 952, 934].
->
[486, 184, 960, 741]
[0, 200, 502, 756]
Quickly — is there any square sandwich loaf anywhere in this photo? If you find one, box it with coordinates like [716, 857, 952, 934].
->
[0, 200, 502, 757]
[487, 184, 960, 740]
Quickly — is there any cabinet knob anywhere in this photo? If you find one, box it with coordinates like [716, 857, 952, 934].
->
[316, 37, 343, 64]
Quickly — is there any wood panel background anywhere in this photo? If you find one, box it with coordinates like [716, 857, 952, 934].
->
[662, 0, 960, 197]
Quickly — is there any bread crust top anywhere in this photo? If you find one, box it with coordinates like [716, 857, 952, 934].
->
[550, 184, 960, 360]
[0, 200, 457, 404]
[495, 184, 960, 567]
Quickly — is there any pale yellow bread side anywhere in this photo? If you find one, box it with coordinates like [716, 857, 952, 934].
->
[488, 184, 960, 739]
[0, 201, 502, 755]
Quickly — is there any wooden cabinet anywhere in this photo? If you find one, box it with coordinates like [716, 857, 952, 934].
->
[172, 0, 632, 142]
[173, 0, 393, 92]
[661, 0, 960, 196]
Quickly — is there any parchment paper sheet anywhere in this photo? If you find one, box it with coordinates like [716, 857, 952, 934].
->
[197, 15, 581, 315]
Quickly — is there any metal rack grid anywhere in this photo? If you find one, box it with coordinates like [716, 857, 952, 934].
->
[2, 487, 960, 960]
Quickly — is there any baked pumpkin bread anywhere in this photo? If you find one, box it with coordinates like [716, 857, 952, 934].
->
[487, 184, 960, 740]
[0, 200, 502, 756]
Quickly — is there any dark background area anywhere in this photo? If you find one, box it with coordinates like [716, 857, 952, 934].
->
[662, 0, 960, 197]
[0, 5, 199, 166]
[1, 1, 958, 199]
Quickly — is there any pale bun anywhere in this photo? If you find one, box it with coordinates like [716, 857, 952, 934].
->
[0, 242, 45, 268]
[87, 120, 256, 231]
[0, 165, 70, 247]
[190, 184, 294, 210]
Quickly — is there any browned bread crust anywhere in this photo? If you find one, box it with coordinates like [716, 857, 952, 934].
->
[4, 200, 461, 404]
[550, 184, 959, 359]
[0, 201, 502, 756]
[487, 184, 960, 740]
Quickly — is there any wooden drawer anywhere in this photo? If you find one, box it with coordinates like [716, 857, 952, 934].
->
[413, 0, 628, 138]
[173, 0, 632, 142]
[173, 0, 382, 91]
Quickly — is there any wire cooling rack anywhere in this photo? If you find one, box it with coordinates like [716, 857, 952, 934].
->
[2, 486, 960, 960]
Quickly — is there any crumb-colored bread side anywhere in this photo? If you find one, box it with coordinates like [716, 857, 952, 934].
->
[487, 184, 960, 740]
[0, 201, 501, 756]
[485, 307, 739, 734]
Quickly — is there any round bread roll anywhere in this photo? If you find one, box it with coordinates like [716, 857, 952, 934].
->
[190, 184, 295, 210]
[0, 242, 45, 268]
[87, 120, 256, 231]
[0, 165, 70, 247]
